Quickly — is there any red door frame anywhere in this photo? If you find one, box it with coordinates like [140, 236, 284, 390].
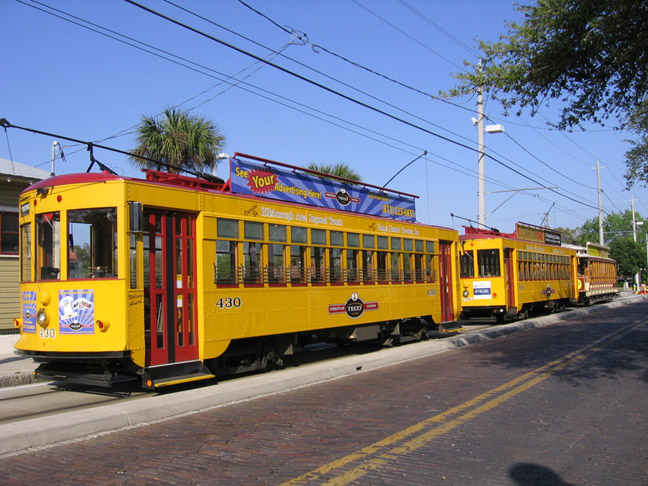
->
[145, 210, 198, 366]
[505, 248, 516, 312]
[438, 241, 455, 322]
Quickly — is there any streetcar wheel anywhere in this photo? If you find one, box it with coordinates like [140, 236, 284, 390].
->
[261, 345, 281, 371]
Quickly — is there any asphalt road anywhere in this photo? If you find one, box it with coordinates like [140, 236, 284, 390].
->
[0, 297, 646, 485]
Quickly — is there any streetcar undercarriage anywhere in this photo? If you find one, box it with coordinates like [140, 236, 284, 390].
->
[18, 316, 460, 390]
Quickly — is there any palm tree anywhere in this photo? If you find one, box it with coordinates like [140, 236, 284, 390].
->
[307, 162, 361, 182]
[130, 107, 225, 174]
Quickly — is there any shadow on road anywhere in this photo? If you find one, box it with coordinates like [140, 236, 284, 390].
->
[510, 463, 574, 486]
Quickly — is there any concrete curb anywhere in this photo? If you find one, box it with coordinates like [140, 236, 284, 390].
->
[0, 372, 43, 388]
[1, 294, 645, 456]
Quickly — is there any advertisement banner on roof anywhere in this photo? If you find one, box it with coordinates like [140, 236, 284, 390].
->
[230, 158, 417, 222]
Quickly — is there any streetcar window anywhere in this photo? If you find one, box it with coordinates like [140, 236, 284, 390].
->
[330, 230, 344, 247]
[415, 240, 424, 252]
[130, 233, 138, 289]
[403, 252, 413, 282]
[244, 221, 264, 240]
[391, 252, 401, 281]
[269, 224, 286, 242]
[217, 219, 238, 238]
[376, 251, 388, 282]
[347, 232, 359, 248]
[391, 237, 401, 251]
[414, 253, 424, 281]
[290, 245, 307, 283]
[377, 236, 388, 250]
[330, 247, 343, 282]
[403, 238, 413, 252]
[426, 241, 435, 254]
[36, 212, 61, 280]
[346, 248, 360, 282]
[460, 250, 474, 278]
[268, 243, 286, 283]
[20, 223, 32, 282]
[215, 240, 237, 284]
[362, 234, 375, 249]
[362, 249, 374, 282]
[290, 226, 307, 244]
[311, 228, 326, 245]
[311, 246, 326, 283]
[478, 249, 500, 277]
[426, 253, 437, 282]
[243, 241, 263, 283]
[68, 208, 117, 279]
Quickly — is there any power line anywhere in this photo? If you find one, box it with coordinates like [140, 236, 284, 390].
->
[228, 1, 608, 211]
[396, 0, 480, 57]
[233, 0, 477, 115]
[16, 0, 613, 219]
[122, 0, 604, 214]
[350, 0, 465, 70]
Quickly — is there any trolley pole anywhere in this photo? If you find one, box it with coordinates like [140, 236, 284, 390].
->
[597, 159, 604, 245]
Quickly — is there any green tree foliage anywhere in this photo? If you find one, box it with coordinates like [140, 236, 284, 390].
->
[451, 0, 648, 187]
[575, 210, 647, 279]
[577, 210, 645, 246]
[610, 238, 645, 279]
[624, 104, 648, 187]
[553, 226, 579, 245]
[130, 107, 225, 174]
[307, 162, 361, 182]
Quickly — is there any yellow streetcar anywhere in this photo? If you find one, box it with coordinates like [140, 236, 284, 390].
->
[14, 153, 461, 389]
[459, 223, 578, 323]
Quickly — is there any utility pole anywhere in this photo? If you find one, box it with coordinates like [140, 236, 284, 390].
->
[632, 194, 637, 243]
[631, 194, 643, 289]
[596, 159, 604, 244]
[477, 60, 485, 229]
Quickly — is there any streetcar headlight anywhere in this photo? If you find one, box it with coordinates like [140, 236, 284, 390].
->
[36, 308, 50, 327]
[463, 290, 470, 298]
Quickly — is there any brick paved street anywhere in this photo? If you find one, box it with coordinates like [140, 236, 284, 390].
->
[1, 302, 647, 485]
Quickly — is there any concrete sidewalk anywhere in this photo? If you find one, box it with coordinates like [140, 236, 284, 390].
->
[0, 292, 645, 456]
[0, 334, 41, 388]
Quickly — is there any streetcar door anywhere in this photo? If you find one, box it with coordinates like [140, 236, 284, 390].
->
[504, 248, 516, 310]
[438, 241, 454, 322]
[144, 210, 198, 366]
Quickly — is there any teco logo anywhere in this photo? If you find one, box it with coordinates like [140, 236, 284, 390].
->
[329, 293, 379, 319]
[345, 292, 364, 318]
[336, 189, 351, 206]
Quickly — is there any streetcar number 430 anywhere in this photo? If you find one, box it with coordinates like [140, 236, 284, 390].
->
[216, 297, 242, 309]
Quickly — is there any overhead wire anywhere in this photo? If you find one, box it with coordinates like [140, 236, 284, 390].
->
[166, 0, 479, 145]
[122, 0, 605, 214]
[16, 0, 516, 194]
[15, 0, 617, 220]
[234, 0, 478, 115]
[350, 0, 465, 70]
[395, 0, 481, 57]
[233, 0, 616, 217]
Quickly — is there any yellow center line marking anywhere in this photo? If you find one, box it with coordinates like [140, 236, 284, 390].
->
[282, 318, 645, 486]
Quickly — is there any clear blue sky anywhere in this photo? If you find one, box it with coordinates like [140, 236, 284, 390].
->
[2, 0, 647, 233]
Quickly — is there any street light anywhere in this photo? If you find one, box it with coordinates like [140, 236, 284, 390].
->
[474, 111, 504, 227]
[475, 59, 505, 228]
